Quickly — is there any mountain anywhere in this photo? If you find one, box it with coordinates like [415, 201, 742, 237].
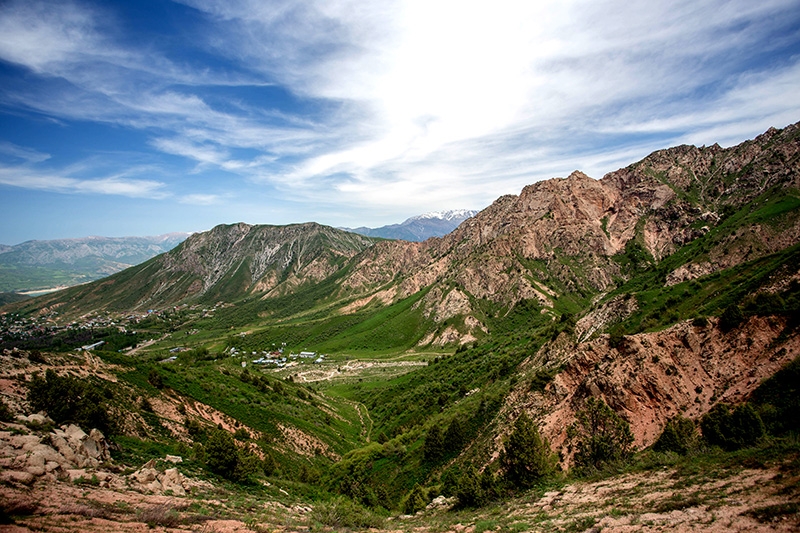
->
[0, 232, 190, 292]
[11, 222, 377, 313]
[344, 209, 478, 241]
[13, 124, 800, 329]
[2, 123, 799, 524]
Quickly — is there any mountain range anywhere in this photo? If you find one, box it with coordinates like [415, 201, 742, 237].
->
[1, 122, 799, 530]
[0, 210, 477, 295]
[22, 123, 799, 335]
[343, 209, 478, 241]
[0, 233, 190, 293]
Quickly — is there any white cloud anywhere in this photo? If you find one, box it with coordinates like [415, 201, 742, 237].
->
[0, 166, 168, 198]
[1, 0, 798, 226]
[0, 142, 51, 163]
[180, 194, 222, 205]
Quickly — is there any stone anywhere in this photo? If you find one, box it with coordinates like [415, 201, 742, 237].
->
[67, 468, 88, 482]
[1, 470, 36, 485]
[160, 468, 186, 496]
[25, 465, 46, 477]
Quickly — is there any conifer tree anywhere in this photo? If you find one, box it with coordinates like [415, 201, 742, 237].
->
[500, 412, 555, 489]
[423, 424, 445, 462]
[568, 397, 634, 474]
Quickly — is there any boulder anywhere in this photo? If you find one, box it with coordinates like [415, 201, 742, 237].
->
[16, 413, 54, 426]
[160, 468, 186, 496]
[1, 470, 36, 485]
[131, 467, 159, 485]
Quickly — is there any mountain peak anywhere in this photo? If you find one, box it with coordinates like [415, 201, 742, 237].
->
[345, 209, 478, 241]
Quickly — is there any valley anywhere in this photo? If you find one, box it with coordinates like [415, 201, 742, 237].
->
[1, 122, 800, 531]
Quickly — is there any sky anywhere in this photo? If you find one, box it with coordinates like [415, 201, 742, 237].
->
[1, 0, 799, 245]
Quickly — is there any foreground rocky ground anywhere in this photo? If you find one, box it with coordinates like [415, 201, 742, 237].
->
[2, 426, 798, 533]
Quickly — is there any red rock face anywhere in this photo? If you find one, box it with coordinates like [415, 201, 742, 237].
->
[499, 315, 798, 465]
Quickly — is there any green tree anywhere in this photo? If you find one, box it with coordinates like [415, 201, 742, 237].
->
[147, 367, 164, 389]
[719, 304, 744, 332]
[27, 369, 112, 434]
[444, 417, 465, 452]
[653, 416, 697, 455]
[423, 424, 445, 462]
[454, 464, 482, 508]
[700, 403, 765, 451]
[749, 355, 800, 436]
[568, 397, 634, 474]
[402, 483, 427, 514]
[205, 428, 239, 476]
[499, 412, 555, 490]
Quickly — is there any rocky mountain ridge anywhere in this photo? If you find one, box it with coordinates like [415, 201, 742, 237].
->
[333, 123, 800, 345]
[9, 123, 800, 340]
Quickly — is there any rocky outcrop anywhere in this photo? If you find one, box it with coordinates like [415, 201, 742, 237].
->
[501, 315, 799, 465]
[0, 422, 196, 495]
[128, 459, 191, 496]
[0, 423, 110, 484]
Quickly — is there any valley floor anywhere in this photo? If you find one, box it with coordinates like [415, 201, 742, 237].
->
[2, 450, 798, 532]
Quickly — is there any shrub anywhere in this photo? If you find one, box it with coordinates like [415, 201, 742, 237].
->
[653, 416, 697, 455]
[402, 484, 427, 514]
[440, 466, 460, 497]
[147, 368, 164, 389]
[608, 325, 626, 350]
[205, 429, 239, 475]
[568, 397, 634, 475]
[444, 417, 465, 451]
[27, 370, 112, 434]
[423, 424, 445, 462]
[749, 355, 800, 436]
[719, 304, 744, 332]
[204, 428, 260, 482]
[310, 496, 384, 529]
[700, 403, 765, 451]
[500, 412, 556, 490]
[454, 465, 483, 508]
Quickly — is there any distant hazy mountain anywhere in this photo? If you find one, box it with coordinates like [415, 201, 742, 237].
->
[0, 233, 190, 292]
[344, 209, 478, 241]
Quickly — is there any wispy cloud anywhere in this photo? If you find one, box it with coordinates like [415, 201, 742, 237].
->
[0, 142, 50, 163]
[0, 165, 168, 198]
[0, 0, 798, 235]
[179, 193, 222, 205]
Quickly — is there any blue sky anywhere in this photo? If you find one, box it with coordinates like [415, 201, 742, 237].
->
[1, 0, 799, 245]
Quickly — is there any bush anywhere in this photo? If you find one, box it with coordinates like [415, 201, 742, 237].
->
[147, 368, 164, 389]
[423, 424, 445, 462]
[568, 397, 634, 475]
[749, 356, 800, 436]
[500, 412, 556, 490]
[402, 484, 427, 514]
[700, 403, 765, 451]
[719, 304, 744, 332]
[653, 416, 697, 455]
[444, 417, 465, 451]
[454, 465, 483, 508]
[204, 428, 260, 483]
[205, 429, 239, 475]
[27, 370, 112, 434]
[310, 496, 384, 529]
[608, 325, 626, 350]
